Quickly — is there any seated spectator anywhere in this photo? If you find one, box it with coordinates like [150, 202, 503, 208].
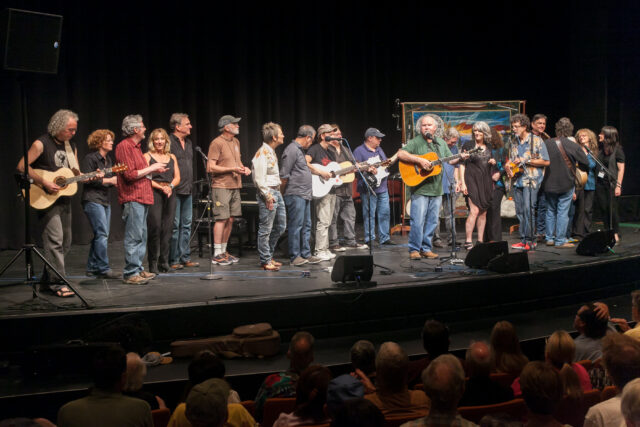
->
[365, 342, 430, 418]
[184, 379, 228, 427]
[326, 374, 365, 418]
[611, 290, 640, 341]
[459, 341, 514, 407]
[350, 340, 377, 389]
[187, 350, 241, 403]
[573, 303, 611, 361]
[401, 354, 476, 427]
[621, 378, 640, 427]
[512, 330, 592, 397]
[123, 352, 166, 410]
[273, 365, 332, 426]
[520, 361, 565, 427]
[408, 319, 452, 386]
[330, 398, 385, 427]
[584, 334, 640, 427]
[491, 321, 529, 377]
[57, 345, 152, 427]
[254, 331, 315, 421]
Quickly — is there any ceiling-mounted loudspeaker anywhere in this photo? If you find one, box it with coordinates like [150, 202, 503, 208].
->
[1, 8, 63, 74]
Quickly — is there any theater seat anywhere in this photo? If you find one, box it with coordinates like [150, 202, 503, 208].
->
[151, 408, 170, 427]
[262, 397, 297, 427]
[458, 398, 527, 424]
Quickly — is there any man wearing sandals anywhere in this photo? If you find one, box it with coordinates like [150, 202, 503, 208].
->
[16, 109, 84, 298]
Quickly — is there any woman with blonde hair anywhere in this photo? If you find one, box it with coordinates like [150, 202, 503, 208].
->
[145, 128, 180, 273]
[572, 128, 598, 239]
[460, 121, 495, 249]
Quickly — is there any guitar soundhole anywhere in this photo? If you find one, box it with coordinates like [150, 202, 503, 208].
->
[54, 177, 67, 188]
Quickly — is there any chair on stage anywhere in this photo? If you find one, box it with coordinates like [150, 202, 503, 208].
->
[458, 398, 527, 424]
[554, 389, 601, 427]
[262, 397, 297, 427]
[151, 408, 170, 427]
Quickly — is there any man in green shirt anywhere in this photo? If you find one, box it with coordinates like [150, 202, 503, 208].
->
[398, 114, 466, 260]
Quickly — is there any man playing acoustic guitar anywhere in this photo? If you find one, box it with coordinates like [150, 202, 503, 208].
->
[398, 114, 468, 260]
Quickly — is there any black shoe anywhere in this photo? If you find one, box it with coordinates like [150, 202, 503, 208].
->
[97, 270, 121, 279]
[380, 239, 395, 246]
[159, 264, 170, 273]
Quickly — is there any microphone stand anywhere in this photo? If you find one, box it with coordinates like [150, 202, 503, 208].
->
[439, 161, 464, 265]
[585, 147, 618, 250]
[195, 148, 222, 281]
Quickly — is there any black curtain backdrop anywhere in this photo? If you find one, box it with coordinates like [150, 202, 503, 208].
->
[0, 0, 638, 249]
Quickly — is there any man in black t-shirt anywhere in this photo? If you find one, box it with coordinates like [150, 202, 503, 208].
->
[305, 124, 336, 261]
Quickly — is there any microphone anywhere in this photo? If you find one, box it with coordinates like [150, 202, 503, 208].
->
[195, 146, 208, 160]
[324, 136, 344, 142]
[424, 132, 433, 140]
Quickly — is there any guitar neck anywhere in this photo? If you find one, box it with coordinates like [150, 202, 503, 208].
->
[66, 167, 114, 184]
[432, 152, 463, 166]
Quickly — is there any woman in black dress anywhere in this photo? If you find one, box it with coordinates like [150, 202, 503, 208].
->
[145, 128, 180, 273]
[460, 121, 495, 249]
[594, 126, 625, 242]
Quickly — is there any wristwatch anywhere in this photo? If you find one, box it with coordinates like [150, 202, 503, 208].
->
[169, 184, 174, 189]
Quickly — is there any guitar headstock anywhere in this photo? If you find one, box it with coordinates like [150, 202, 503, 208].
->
[112, 163, 129, 174]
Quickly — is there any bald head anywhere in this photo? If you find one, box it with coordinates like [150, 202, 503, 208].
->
[376, 342, 409, 393]
[422, 354, 465, 413]
[466, 341, 493, 378]
[288, 331, 315, 373]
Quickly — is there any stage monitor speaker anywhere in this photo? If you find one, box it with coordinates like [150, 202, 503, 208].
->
[576, 230, 616, 256]
[1, 8, 63, 74]
[464, 241, 509, 268]
[487, 252, 530, 273]
[331, 255, 374, 284]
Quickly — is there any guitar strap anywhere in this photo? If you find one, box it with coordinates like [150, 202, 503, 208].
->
[64, 141, 80, 173]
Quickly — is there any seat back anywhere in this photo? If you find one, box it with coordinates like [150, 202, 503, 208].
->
[458, 398, 527, 424]
[240, 400, 255, 417]
[489, 372, 517, 389]
[151, 408, 171, 427]
[576, 359, 593, 372]
[262, 397, 297, 427]
[385, 414, 423, 427]
[601, 385, 618, 401]
[554, 389, 601, 427]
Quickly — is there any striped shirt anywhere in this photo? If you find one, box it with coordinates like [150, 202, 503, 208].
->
[115, 137, 153, 205]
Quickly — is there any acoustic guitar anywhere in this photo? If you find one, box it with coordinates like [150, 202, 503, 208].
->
[25, 164, 128, 210]
[311, 158, 393, 198]
[399, 147, 480, 187]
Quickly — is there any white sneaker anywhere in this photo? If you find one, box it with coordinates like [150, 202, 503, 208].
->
[327, 251, 337, 259]
[314, 252, 331, 261]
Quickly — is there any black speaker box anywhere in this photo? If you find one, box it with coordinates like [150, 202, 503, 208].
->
[487, 252, 530, 273]
[464, 241, 509, 268]
[1, 8, 63, 74]
[576, 231, 616, 256]
[331, 255, 374, 283]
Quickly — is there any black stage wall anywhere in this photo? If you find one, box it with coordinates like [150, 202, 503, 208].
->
[1, 0, 638, 249]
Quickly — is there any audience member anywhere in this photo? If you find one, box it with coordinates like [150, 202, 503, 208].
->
[621, 378, 640, 427]
[512, 330, 592, 397]
[187, 350, 241, 403]
[123, 352, 166, 410]
[584, 334, 640, 427]
[491, 321, 529, 377]
[401, 354, 477, 427]
[408, 319, 452, 386]
[326, 374, 365, 417]
[330, 398, 385, 427]
[57, 345, 152, 427]
[573, 303, 611, 361]
[520, 361, 565, 427]
[349, 339, 377, 393]
[611, 290, 640, 341]
[184, 378, 229, 427]
[254, 331, 315, 421]
[459, 341, 513, 407]
[273, 365, 332, 426]
[365, 342, 430, 418]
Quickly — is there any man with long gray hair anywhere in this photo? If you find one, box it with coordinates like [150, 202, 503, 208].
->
[168, 113, 199, 270]
[16, 109, 82, 297]
[115, 115, 168, 284]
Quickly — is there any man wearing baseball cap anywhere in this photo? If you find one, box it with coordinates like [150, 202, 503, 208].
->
[206, 115, 251, 265]
[353, 128, 394, 247]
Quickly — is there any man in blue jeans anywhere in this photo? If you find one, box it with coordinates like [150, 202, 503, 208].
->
[506, 114, 550, 251]
[280, 125, 323, 266]
[353, 127, 393, 247]
[168, 113, 199, 270]
[542, 117, 588, 248]
[398, 114, 467, 260]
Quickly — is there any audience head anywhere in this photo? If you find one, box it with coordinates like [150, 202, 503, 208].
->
[350, 340, 376, 376]
[91, 344, 127, 391]
[329, 398, 385, 427]
[326, 375, 365, 417]
[185, 378, 229, 427]
[422, 354, 466, 413]
[188, 350, 226, 386]
[574, 303, 609, 339]
[602, 333, 640, 389]
[288, 331, 315, 374]
[375, 342, 409, 394]
[545, 330, 575, 369]
[466, 341, 494, 378]
[520, 361, 563, 416]
[293, 365, 332, 421]
[123, 352, 147, 392]
[490, 321, 528, 376]
[422, 319, 450, 358]
[622, 378, 640, 427]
